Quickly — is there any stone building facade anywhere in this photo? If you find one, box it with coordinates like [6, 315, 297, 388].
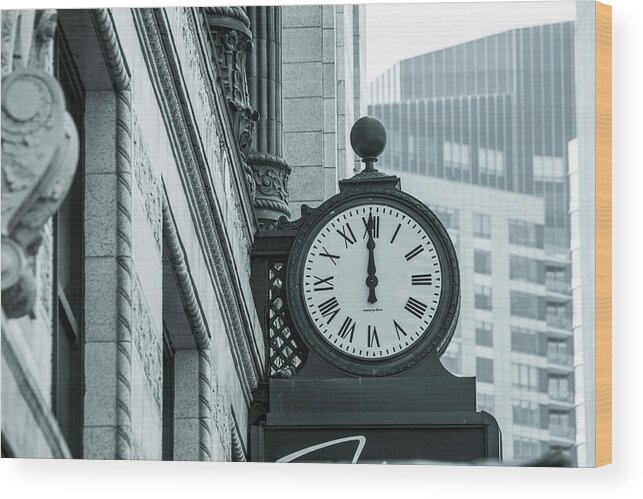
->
[1, 5, 364, 461]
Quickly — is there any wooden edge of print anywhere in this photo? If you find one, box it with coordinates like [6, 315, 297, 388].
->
[595, 1, 612, 468]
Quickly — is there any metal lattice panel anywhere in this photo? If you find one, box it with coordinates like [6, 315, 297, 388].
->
[268, 262, 307, 376]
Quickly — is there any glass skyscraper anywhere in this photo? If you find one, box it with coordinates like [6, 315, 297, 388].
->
[368, 21, 578, 464]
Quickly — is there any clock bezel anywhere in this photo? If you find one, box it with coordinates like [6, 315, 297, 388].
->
[286, 185, 460, 377]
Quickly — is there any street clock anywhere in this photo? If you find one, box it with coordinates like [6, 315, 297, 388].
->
[285, 117, 460, 377]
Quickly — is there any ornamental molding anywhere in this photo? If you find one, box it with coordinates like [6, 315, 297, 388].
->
[1, 10, 80, 320]
[89, 8, 134, 460]
[205, 7, 259, 165]
[131, 274, 163, 410]
[132, 117, 163, 253]
[162, 200, 211, 351]
[134, 7, 263, 401]
[246, 153, 292, 230]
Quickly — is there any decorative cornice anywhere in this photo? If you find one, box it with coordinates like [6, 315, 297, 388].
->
[162, 200, 211, 351]
[1, 10, 80, 319]
[134, 8, 263, 403]
[89, 8, 133, 461]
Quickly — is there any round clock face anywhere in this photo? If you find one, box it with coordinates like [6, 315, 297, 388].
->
[301, 203, 443, 360]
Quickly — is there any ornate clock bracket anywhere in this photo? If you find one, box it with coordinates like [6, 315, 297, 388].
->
[1, 10, 80, 319]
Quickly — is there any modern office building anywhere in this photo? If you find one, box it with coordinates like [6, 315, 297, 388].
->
[368, 22, 578, 463]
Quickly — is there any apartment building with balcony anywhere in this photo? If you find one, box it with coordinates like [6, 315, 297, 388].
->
[367, 21, 579, 463]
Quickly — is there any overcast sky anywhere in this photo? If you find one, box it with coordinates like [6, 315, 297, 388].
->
[365, 1, 577, 83]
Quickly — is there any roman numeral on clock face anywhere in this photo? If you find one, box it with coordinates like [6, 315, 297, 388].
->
[390, 223, 402, 244]
[404, 297, 428, 319]
[405, 245, 424, 261]
[318, 297, 340, 324]
[411, 273, 432, 285]
[319, 246, 340, 265]
[313, 275, 334, 291]
[393, 320, 408, 340]
[367, 325, 380, 348]
[338, 316, 356, 342]
[336, 223, 357, 248]
[361, 215, 380, 238]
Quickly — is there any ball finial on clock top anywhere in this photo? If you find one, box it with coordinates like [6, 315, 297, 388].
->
[350, 116, 387, 172]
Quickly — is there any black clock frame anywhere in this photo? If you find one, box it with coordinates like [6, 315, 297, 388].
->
[285, 185, 460, 377]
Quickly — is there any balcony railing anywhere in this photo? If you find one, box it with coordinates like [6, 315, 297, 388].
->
[548, 391, 574, 403]
[547, 315, 571, 330]
[549, 425, 575, 440]
[545, 280, 570, 295]
[547, 351, 573, 366]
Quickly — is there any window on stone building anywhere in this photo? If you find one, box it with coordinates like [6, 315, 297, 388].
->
[474, 249, 492, 274]
[476, 357, 494, 383]
[162, 329, 175, 461]
[52, 29, 85, 459]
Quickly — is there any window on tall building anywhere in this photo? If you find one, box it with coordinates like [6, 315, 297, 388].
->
[441, 342, 461, 374]
[474, 249, 492, 274]
[549, 410, 574, 439]
[432, 206, 459, 230]
[546, 303, 570, 329]
[444, 140, 470, 172]
[547, 338, 572, 366]
[510, 291, 545, 320]
[475, 285, 492, 310]
[545, 266, 569, 293]
[509, 255, 545, 284]
[478, 393, 495, 413]
[514, 437, 547, 460]
[511, 363, 543, 391]
[508, 220, 544, 248]
[475, 321, 493, 347]
[476, 357, 494, 383]
[511, 327, 546, 356]
[548, 375, 571, 402]
[473, 213, 491, 239]
[52, 29, 85, 459]
[478, 146, 505, 176]
[533, 155, 566, 181]
[512, 400, 541, 428]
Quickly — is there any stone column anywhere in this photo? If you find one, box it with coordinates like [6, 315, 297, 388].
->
[245, 6, 291, 229]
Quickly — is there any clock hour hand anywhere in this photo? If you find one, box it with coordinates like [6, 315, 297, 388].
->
[365, 212, 378, 303]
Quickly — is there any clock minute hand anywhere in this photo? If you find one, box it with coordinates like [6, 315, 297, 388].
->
[365, 213, 378, 304]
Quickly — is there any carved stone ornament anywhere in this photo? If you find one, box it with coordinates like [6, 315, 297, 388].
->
[246, 152, 292, 229]
[1, 10, 80, 319]
[205, 7, 259, 160]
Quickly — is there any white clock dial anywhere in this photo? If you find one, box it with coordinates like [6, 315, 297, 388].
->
[302, 203, 443, 360]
